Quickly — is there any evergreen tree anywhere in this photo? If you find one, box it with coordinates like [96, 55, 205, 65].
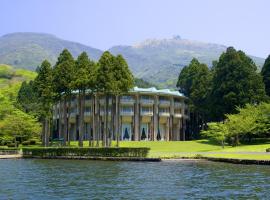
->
[261, 55, 270, 96]
[176, 58, 212, 137]
[210, 47, 266, 120]
[111, 55, 134, 146]
[71, 52, 96, 147]
[34, 60, 54, 146]
[53, 49, 75, 145]
[17, 80, 39, 115]
[96, 51, 115, 147]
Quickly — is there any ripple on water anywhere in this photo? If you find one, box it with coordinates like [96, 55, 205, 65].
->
[0, 159, 270, 199]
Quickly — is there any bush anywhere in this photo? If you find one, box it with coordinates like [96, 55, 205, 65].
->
[22, 147, 150, 158]
[266, 148, 270, 152]
[22, 141, 30, 146]
[29, 139, 36, 145]
[7, 143, 16, 148]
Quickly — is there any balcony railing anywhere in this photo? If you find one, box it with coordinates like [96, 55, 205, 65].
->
[174, 113, 182, 118]
[70, 101, 77, 107]
[159, 100, 170, 107]
[120, 110, 134, 116]
[84, 111, 91, 116]
[99, 99, 112, 105]
[70, 113, 77, 118]
[140, 99, 154, 105]
[120, 97, 135, 105]
[174, 102, 182, 108]
[100, 110, 112, 115]
[85, 99, 92, 105]
[159, 112, 170, 117]
[140, 110, 153, 116]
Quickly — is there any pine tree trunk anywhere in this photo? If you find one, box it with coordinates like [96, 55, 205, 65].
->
[78, 92, 85, 147]
[90, 93, 95, 147]
[96, 95, 100, 147]
[45, 117, 50, 147]
[103, 95, 109, 147]
[116, 95, 120, 147]
[58, 100, 62, 140]
[67, 100, 71, 146]
[63, 96, 68, 146]
[42, 119, 46, 146]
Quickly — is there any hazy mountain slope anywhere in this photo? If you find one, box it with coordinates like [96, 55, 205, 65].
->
[0, 33, 103, 70]
[0, 33, 265, 88]
[109, 36, 265, 88]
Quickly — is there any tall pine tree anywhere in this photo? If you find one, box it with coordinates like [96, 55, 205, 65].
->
[53, 49, 75, 145]
[211, 47, 266, 120]
[34, 60, 54, 146]
[261, 55, 270, 96]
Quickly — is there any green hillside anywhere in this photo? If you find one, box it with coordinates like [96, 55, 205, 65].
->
[109, 36, 265, 88]
[0, 33, 103, 70]
[0, 33, 265, 88]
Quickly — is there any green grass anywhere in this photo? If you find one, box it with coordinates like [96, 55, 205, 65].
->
[117, 140, 223, 157]
[3, 139, 270, 160]
[204, 154, 270, 161]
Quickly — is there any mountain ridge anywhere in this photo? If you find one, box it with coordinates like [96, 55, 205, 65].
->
[0, 32, 265, 88]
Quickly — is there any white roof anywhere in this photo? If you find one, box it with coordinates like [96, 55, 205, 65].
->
[70, 87, 185, 98]
[131, 86, 185, 97]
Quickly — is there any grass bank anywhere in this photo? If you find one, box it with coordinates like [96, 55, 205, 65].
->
[2, 139, 270, 161]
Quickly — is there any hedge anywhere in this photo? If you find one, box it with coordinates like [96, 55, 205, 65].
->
[22, 147, 150, 158]
[0, 147, 20, 155]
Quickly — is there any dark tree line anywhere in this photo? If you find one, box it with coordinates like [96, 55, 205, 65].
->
[18, 49, 134, 147]
[177, 47, 269, 139]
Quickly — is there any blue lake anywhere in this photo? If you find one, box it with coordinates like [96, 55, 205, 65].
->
[0, 159, 270, 199]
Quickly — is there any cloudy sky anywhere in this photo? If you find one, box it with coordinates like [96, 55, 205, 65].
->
[1, 0, 269, 57]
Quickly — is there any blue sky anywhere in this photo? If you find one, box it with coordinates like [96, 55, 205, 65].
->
[1, 0, 269, 58]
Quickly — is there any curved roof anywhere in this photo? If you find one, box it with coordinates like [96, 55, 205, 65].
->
[131, 87, 185, 97]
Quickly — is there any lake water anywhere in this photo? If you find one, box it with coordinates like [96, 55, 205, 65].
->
[1, 159, 270, 199]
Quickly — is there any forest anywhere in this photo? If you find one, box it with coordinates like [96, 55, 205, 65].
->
[177, 47, 270, 146]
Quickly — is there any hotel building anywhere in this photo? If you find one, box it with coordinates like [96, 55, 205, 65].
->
[53, 87, 189, 141]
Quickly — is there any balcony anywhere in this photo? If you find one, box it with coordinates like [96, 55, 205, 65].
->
[140, 98, 154, 105]
[159, 100, 170, 107]
[84, 111, 91, 116]
[120, 110, 134, 116]
[120, 96, 135, 105]
[100, 110, 112, 115]
[70, 101, 77, 107]
[174, 113, 182, 118]
[99, 98, 112, 105]
[70, 113, 77, 118]
[140, 110, 153, 116]
[174, 102, 182, 108]
[159, 111, 170, 117]
[85, 99, 92, 106]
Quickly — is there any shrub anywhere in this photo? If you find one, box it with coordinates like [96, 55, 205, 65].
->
[266, 148, 270, 152]
[22, 147, 150, 158]
[29, 139, 36, 145]
[22, 141, 30, 146]
[7, 143, 16, 148]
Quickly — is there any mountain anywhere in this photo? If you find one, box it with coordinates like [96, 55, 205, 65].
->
[0, 33, 265, 88]
[109, 36, 265, 88]
[0, 32, 103, 70]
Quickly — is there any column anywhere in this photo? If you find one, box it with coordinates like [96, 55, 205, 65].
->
[134, 94, 140, 141]
[153, 95, 159, 141]
[166, 117, 170, 141]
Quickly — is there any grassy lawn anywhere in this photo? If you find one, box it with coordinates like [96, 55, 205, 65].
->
[2, 139, 270, 160]
[70, 140, 223, 157]
[203, 154, 270, 160]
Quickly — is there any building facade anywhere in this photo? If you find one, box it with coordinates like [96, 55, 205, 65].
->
[53, 87, 189, 141]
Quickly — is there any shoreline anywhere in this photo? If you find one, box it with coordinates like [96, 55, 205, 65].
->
[2, 154, 270, 165]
